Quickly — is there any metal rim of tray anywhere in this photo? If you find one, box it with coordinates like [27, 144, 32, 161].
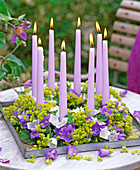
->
[0, 101, 140, 159]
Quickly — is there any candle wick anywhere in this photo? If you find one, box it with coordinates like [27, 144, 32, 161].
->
[91, 45, 94, 48]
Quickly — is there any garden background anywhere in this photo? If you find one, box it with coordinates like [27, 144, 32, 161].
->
[0, 0, 124, 91]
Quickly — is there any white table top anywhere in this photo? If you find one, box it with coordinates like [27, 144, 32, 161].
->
[0, 86, 140, 170]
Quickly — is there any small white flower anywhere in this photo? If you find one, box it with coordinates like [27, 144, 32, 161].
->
[49, 114, 68, 128]
[27, 119, 39, 130]
[92, 117, 106, 126]
[18, 111, 26, 119]
[31, 96, 36, 101]
[50, 106, 59, 116]
[94, 109, 100, 115]
[71, 107, 84, 113]
[48, 138, 57, 148]
[108, 130, 119, 142]
[100, 126, 110, 140]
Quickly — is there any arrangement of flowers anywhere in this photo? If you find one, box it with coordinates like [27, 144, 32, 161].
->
[3, 81, 136, 152]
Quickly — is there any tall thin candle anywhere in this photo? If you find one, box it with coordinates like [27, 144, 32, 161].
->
[96, 21, 103, 95]
[37, 38, 44, 105]
[59, 40, 67, 121]
[32, 22, 37, 98]
[87, 33, 95, 115]
[48, 17, 55, 89]
[74, 17, 81, 96]
[102, 28, 109, 104]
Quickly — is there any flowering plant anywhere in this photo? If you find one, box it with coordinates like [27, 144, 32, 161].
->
[0, 0, 31, 93]
[3, 82, 134, 151]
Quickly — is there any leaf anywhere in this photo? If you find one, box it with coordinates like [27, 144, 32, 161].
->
[6, 54, 26, 70]
[65, 112, 72, 124]
[0, 72, 6, 81]
[0, 37, 6, 49]
[0, 64, 8, 73]
[0, 0, 11, 17]
[20, 130, 30, 141]
[18, 14, 26, 20]
[0, 13, 12, 21]
[15, 20, 19, 26]
[0, 32, 5, 39]
[96, 114, 107, 121]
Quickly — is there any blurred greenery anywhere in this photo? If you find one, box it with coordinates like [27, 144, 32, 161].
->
[1, 0, 125, 88]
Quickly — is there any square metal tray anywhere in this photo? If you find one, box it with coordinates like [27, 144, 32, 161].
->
[0, 101, 140, 159]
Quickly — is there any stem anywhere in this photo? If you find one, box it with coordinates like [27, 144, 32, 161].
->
[4, 76, 19, 95]
[0, 45, 19, 64]
[6, 21, 15, 27]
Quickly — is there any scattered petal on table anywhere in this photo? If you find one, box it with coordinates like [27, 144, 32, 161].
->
[133, 111, 140, 121]
[120, 90, 127, 97]
[0, 158, 10, 163]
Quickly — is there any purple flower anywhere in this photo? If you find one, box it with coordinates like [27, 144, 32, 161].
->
[53, 126, 65, 137]
[98, 148, 111, 157]
[39, 114, 51, 128]
[107, 108, 114, 116]
[92, 122, 103, 136]
[45, 149, 58, 160]
[67, 144, 78, 157]
[13, 110, 18, 118]
[24, 78, 32, 89]
[30, 129, 40, 139]
[86, 116, 93, 121]
[120, 90, 127, 97]
[12, 19, 31, 43]
[69, 88, 81, 97]
[113, 124, 122, 132]
[115, 101, 120, 108]
[19, 118, 29, 129]
[60, 124, 75, 142]
[99, 106, 108, 115]
[0, 147, 2, 152]
[0, 159, 10, 163]
[133, 111, 140, 121]
[118, 132, 126, 140]
[105, 119, 111, 126]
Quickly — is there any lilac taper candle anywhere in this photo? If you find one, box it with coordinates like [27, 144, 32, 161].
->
[32, 22, 37, 98]
[74, 17, 81, 96]
[102, 28, 109, 104]
[96, 21, 102, 95]
[87, 33, 95, 115]
[59, 40, 67, 121]
[37, 38, 44, 105]
[48, 18, 55, 89]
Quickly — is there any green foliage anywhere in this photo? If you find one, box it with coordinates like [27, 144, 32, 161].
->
[20, 130, 30, 141]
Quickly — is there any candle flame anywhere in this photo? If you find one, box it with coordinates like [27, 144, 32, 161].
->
[89, 33, 94, 46]
[61, 40, 65, 51]
[50, 17, 53, 29]
[96, 21, 101, 32]
[77, 17, 81, 28]
[38, 38, 42, 46]
[33, 22, 37, 34]
[104, 28, 107, 39]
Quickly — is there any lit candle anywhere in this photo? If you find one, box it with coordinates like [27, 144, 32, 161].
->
[74, 17, 81, 96]
[87, 33, 95, 115]
[102, 28, 109, 104]
[37, 38, 44, 105]
[48, 17, 55, 89]
[96, 21, 103, 95]
[59, 40, 67, 121]
[32, 22, 37, 98]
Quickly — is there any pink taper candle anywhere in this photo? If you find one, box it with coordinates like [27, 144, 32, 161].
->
[74, 17, 81, 96]
[32, 22, 37, 98]
[48, 18, 55, 89]
[37, 38, 44, 105]
[102, 28, 109, 104]
[87, 33, 95, 115]
[59, 40, 67, 121]
[96, 21, 102, 95]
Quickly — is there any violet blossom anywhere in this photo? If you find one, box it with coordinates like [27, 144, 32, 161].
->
[12, 19, 31, 43]
[45, 149, 58, 160]
[67, 144, 78, 157]
[30, 129, 40, 139]
[133, 111, 140, 122]
[113, 124, 122, 133]
[92, 122, 103, 136]
[60, 124, 75, 142]
[99, 106, 108, 115]
[98, 148, 111, 157]
[118, 132, 126, 140]
[120, 90, 127, 97]
[39, 114, 51, 128]
[24, 78, 32, 89]
[53, 126, 65, 137]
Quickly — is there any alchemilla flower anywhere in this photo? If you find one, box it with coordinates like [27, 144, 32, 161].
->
[45, 149, 58, 160]
[12, 18, 31, 43]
